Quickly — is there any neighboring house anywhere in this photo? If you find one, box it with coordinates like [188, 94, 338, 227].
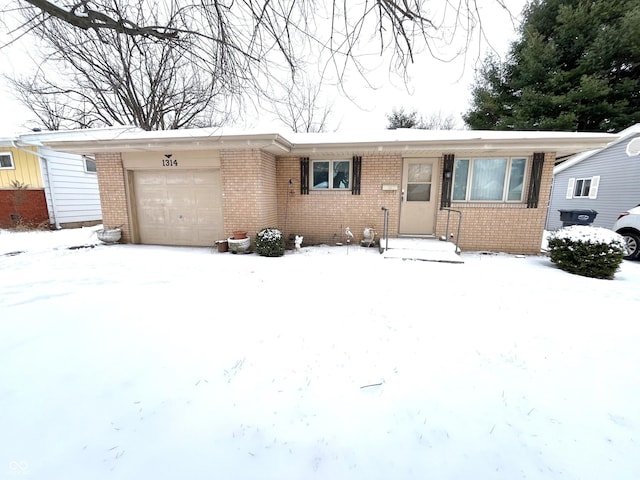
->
[0, 134, 102, 229]
[546, 124, 640, 231]
[29, 127, 617, 254]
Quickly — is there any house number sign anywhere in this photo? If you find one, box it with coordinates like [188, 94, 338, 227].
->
[162, 154, 178, 167]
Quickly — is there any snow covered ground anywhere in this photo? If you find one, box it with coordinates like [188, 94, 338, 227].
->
[1, 226, 639, 480]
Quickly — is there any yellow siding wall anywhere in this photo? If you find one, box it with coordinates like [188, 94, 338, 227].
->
[0, 147, 43, 188]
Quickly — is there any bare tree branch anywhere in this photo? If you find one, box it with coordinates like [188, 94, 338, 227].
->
[22, 0, 179, 39]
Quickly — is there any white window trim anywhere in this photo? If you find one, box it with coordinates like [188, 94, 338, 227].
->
[453, 157, 528, 203]
[83, 155, 97, 174]
[311, 159, 352, 191]
[566, 176, 600, 199]
[0, 151, 15, 170]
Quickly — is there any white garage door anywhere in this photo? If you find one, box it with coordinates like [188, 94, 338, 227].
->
[134, 169, 223, 246]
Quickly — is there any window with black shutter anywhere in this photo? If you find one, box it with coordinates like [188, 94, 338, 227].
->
[352, 156, 362, 195]
[300, 157, 309, 194]
[527, 152, 544, 208]
[440, 154, 454, 208]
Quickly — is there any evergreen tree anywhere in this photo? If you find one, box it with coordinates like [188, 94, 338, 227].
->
[464, 0, 640, 132]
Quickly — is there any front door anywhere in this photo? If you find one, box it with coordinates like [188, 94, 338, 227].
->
[399, 158, 438, 235]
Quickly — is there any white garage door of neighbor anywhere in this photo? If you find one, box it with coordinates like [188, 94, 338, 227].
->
[134, 169, 223, 246]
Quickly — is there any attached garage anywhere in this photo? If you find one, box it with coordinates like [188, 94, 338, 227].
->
[124, 151, 223, 247]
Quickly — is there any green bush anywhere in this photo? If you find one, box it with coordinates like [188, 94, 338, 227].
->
[254, 227, 285, 257]
[548, 226, 626, 279]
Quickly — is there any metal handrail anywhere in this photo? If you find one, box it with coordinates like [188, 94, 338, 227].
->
[442, 208, 463, 254]
[380, 207, 389, 253]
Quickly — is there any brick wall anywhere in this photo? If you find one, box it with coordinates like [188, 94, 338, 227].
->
[434, 152, 556, 254]
[0, 188, 48, 228]
[276, 154, 403, 245]
[95, 152, 130, 242]
[94, 146, 554, 254]
[220, 149, 278, 238]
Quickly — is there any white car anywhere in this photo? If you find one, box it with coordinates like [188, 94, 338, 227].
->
[614, 205, 640, 260]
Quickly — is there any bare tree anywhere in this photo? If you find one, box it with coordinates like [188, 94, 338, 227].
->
[2, 1, 515, 130]
[387, 107, 457, 130]
[5, 6, 230, 130]
[3, 1, 511, 84]
[420, 111, 458, 130]
[270, 78, 334, 133]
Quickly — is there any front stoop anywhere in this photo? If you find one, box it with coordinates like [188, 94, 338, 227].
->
[380, 238, 464, 263]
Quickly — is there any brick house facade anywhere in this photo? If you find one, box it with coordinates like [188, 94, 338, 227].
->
[37, 128, 616, 254]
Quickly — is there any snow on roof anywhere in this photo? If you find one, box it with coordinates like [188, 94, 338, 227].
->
[553, 123, 640, 175]
[17, 125, 619, 146]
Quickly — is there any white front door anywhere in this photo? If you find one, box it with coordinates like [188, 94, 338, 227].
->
[399, 158, 438, 235]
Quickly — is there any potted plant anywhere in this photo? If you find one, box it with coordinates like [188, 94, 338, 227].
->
[96, 226, 122, 244]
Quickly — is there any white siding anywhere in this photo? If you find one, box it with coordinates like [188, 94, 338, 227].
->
[546, 134, 640, 230]
[39, 147, 102, 226]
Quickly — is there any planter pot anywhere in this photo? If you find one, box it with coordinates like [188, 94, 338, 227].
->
[227, 236, 250, 254]
[216, 240, 229, 253]
[97, 228, 122, 244]
[232, 231, 248, 240]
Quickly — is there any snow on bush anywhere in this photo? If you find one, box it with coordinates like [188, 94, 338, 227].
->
[254, 227, 285, 257]
[548, 226, 626, 279]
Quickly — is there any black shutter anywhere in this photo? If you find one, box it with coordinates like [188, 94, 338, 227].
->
[352, 155, 362, 195]
[527, 152, 544, 208]
[300, 157, 309, 195]
[441, 154, 455, 208]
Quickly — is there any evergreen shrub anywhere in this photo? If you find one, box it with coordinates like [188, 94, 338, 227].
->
[547, 226, 626, 279]
[255, 227, 285, 257]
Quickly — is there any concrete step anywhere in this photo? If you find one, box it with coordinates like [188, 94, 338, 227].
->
[380, 237, 463, 263]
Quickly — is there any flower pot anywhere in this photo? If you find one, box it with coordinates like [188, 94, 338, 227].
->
[216, 240, 228, 253]
[97, 228, 122, 244]
[232, 231, 248, 240]
[227, 236, 250, 253]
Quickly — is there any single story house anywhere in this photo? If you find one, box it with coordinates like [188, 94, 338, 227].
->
[546, 124, 640, 231]
[27, 127, 617, 254]
[0, 134, 102, 229]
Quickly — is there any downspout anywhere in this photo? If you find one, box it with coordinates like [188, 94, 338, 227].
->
[12, 141, 61, 229]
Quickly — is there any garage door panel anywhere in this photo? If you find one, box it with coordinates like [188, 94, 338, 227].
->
[166, 208, 196, 225]
[166, 172, 201, 185]
[134, 169, 223, 246]
[165, 188, 196, 207]
[139, 207, 166, 225]
[136, 173, 165, 185]
[137, 189, 167, 206]
[195, 189, 220, 205]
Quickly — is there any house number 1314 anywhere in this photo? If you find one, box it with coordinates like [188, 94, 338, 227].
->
[162, 159, 178, 167]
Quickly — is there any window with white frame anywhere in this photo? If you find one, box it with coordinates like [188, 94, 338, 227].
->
[452, 157, 527, 202]
[312, 159, 351, 190]
[83, 156, 97, 173]
[0, 152, 14, 169]
[566, 176, 600, 199]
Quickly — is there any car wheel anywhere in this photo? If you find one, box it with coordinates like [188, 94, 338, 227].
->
[620, 231, 640, 260]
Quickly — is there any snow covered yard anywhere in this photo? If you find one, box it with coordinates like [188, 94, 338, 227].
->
[1, 226, 639, 480]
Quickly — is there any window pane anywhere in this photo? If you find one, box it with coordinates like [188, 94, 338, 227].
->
[574, 179, 583, 196]
[407, 183, 431, 201]
[313, 161, 329, 188]
[85, 158, 97, 173]
[333, 161, 350, 189]
[507, 158, 526, 201]
[408, 164, 432, 182]
[582, 179, 591, 196]
[0, 154, 12, 168]
[470, 159, 507, 201]
[452, 160, 469, 201]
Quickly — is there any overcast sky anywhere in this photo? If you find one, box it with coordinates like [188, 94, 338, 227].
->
[0, 1, 527, 135]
